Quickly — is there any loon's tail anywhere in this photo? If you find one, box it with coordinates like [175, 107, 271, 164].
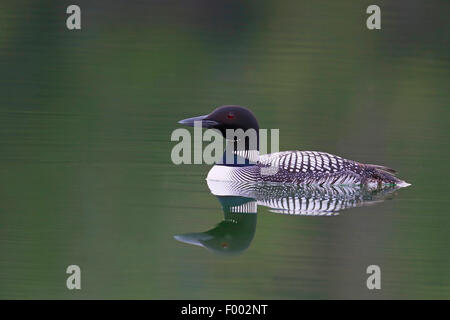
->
[366, 164, 411, 188]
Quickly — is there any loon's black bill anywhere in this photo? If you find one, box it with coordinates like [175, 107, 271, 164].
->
[178, 115, 219, 128]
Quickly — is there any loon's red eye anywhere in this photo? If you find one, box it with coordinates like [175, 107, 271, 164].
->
[227, 113, 235, 119]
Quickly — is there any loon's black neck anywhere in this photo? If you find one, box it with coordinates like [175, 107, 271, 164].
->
[218, 138, 259, 167]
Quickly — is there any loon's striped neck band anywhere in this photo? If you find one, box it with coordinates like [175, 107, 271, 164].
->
[218, 140, 259, 167]
[218, 150, 259, 167]
[227, 201, 257, 214]
[234, 150, 260, 163]
[216, 196, 258, 214]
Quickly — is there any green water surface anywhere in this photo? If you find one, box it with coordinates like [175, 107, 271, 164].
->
[0, 1, 449, 299]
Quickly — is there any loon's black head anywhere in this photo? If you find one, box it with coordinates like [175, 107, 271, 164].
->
[178, 105, 259, 136]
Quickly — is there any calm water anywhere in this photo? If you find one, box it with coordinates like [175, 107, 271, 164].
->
[0, 1, 449, 299]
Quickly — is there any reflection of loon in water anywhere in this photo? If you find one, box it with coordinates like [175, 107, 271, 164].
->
[174, 181, 403, 255]
[174, 196, 257, 256]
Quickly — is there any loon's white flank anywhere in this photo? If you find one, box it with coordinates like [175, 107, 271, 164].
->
[206, 165, 257, 182]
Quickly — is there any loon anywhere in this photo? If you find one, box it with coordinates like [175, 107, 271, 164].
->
[178, 105, 411, 188]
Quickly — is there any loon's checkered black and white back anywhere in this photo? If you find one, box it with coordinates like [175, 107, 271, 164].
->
[259, 151, 368, 184]
[207, 150, 409, 187]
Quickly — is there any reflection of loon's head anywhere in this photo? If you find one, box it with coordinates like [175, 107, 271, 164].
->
[174, 196, 257, 256]
[174, 216, 256, 256]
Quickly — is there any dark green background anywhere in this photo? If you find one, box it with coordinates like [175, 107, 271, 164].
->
[0, 1, 449, 299]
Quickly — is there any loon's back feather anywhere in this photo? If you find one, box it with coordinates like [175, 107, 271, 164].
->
[207, 150, 410, 188]
[365, 163, 410, 187]
[365, 164, 397, 175]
